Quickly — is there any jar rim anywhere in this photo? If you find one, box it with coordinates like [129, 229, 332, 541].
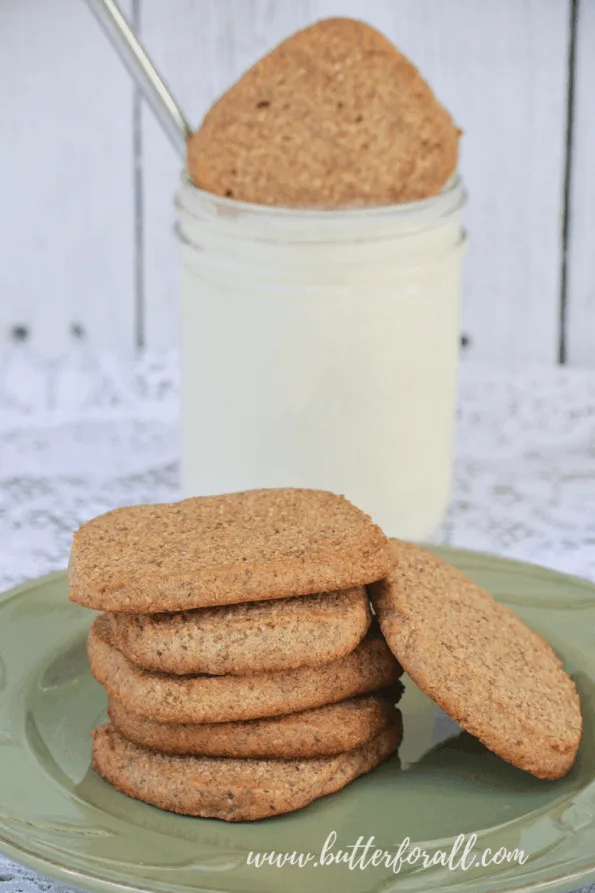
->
[176, 169, 466, 223]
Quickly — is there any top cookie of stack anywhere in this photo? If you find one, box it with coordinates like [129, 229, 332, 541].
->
[69, 488, 393, 614]
[187, 17, 460, 208]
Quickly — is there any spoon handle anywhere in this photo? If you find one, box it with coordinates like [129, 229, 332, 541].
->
[83, 0, 191, 158]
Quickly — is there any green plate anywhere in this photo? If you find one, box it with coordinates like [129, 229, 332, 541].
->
[1, 547, 595, 893]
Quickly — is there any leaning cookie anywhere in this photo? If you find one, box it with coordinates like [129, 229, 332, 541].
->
[369, 540, 582, 780]
[92, 722, 401, 821]
[108, 691, 403, 759]
[89, 615, 402, 724]
[188, 17, 460, 207]
[106, 587, 371, 676]
[69, 489, 393, 613]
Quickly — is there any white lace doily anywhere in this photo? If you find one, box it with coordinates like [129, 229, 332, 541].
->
[1, 346, 594, 893]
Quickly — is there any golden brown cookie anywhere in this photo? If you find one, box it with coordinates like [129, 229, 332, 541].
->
[91, 722, 401, 821]
[106, 587, 370, 676]
[369, 540, 583, 780]
[188, 17, 460, 208]
[89, 615, 402, 724]
[108, 691, 402, 759]
[69, 489, 392, 613]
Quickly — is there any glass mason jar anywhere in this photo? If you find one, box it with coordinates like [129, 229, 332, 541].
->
[175, 175, 466, 540]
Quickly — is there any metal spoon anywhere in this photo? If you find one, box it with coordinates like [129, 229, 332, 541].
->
[82, 0, 191, 158]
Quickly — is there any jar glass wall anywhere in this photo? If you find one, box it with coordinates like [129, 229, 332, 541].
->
[175, 175, 467, 539]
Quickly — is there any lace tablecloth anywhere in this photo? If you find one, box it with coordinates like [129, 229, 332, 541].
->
[1, 347, 594, 893]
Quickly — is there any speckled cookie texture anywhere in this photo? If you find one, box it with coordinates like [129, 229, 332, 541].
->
[69, 489, 393, 614]
[187, 17, 460, 208]
[369, 540, 583, 780]
[108, 692, 403, 759]
[92, 722, 401, 821]
[89, 615, 402, 724]
[107, 587, 371, 676]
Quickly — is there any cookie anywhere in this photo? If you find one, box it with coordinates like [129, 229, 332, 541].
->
[108, 691, 403, 759]
[69, 489, 392, 613]
[106, 587, 371, 676]
[91, 722, 401, 821]
[187, 17, 460, 208]
[89, 615, 402, 724]
[369, 540, 583, 780]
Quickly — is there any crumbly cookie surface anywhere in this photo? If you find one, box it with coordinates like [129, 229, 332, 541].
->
[188, 17, 460, 208]
[108, 692, 403, 759]
[69, 489, 393, 613]
[107, 587, 370, 675]
[89, 615, 403, 724]
[370, 540, 582, 779]
[91, 722, 401, 821]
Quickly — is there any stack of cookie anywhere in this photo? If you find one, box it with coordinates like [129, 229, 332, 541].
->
[69, 489, 404, 821]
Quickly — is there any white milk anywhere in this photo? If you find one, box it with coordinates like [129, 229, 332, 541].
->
[175, 176, 466, 539]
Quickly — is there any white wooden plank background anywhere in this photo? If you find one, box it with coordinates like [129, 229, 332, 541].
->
[0, 0, 135, 357]
[1, 0, 592, 367]
[567, 0, 595, 367]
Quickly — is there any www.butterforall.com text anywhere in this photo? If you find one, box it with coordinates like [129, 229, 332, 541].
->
[247, 831, 529, 874]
